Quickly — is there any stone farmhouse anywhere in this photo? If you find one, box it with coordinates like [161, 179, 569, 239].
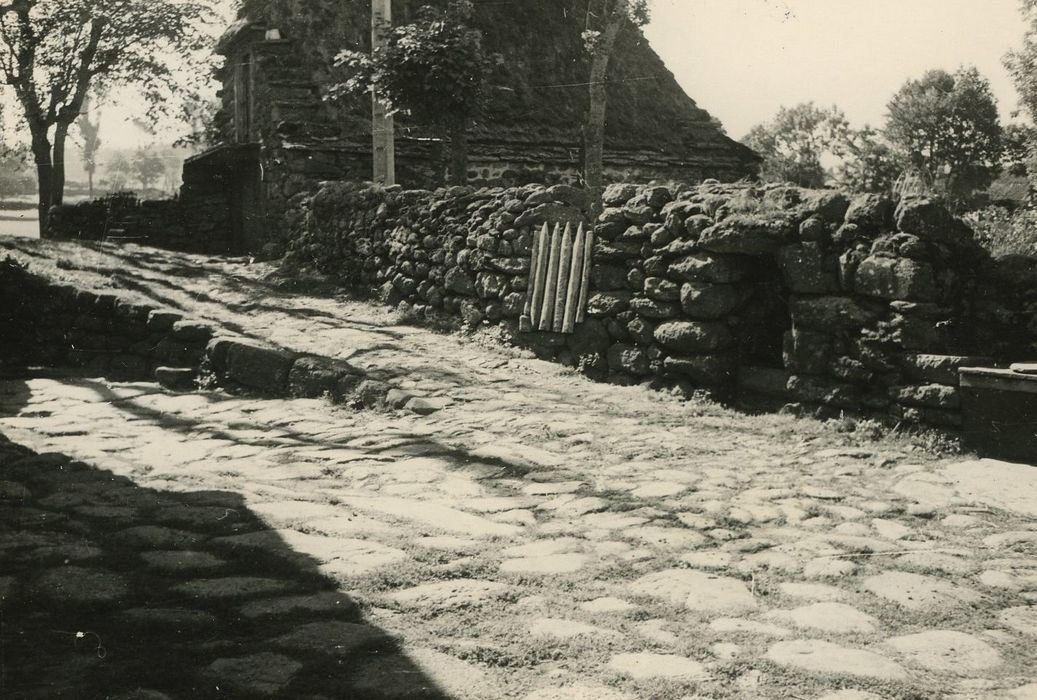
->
[182, 0, 760, 255]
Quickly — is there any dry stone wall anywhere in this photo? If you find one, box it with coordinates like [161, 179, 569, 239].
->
[285, 180, 1037, 430]
[1, 256, 213, 380]
[45, 195, 233, 254]
[0, 257, 433, 413]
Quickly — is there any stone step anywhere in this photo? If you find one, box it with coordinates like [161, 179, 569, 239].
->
[738, 365, 790, 397]
[154, 366, 198, 391]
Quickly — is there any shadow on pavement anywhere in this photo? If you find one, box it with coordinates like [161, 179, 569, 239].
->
[0, 380, 454, 700]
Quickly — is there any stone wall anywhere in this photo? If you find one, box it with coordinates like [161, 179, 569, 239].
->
[971, 253, 1037, 362]
[0, 257, 67, 371]
[284, 180, 1037, 430]
[0, 256, 436, 413]
[0, 256, 213, 380]
[462, 142, 757, 191]
[44, 195, 233, 254]
[194, 15, 760, 257]
[42, 199, 114, 242]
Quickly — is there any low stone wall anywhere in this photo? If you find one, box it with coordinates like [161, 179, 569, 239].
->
[285, 180, 1037, 429]
[0, 256, 442, 413]
[1, 255, 214, 380]
[42, 199, 113, 241]
[45, 194, 233, 254]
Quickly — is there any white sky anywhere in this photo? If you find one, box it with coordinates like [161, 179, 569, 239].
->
[10, 0, 1032, 153]
[644, 0, 1028, 138]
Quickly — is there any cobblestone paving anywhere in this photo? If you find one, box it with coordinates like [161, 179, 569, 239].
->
[3, 371, 1037, 699]
[1, 240, 1037, 698]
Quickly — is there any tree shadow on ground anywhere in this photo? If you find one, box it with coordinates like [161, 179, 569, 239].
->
[65, 377, 536, 481]
[18, 238, 356, 328]
[4, 236, 609, 424]
[0, 380, 456, 700]
[4, 239, 484, 380]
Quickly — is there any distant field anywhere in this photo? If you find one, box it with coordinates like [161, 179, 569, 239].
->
[0, 210, 40, 238]
[1, 192, 107, 239]
[0, 194, 91, 209]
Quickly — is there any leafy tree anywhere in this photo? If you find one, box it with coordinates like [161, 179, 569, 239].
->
[333, 0, 486, 185]
[161, 155, 183, 194]
[582, 0, 650, 216]
[0, 102, 32, 197]
[97, 147, 168, 194]
[0, 152, 32, 197]
[100, 151, 133, 192]
[1005, 0, 1037, 123]
[1001, 123, 1037, 178]
[1004, 2, 1037, 198]
[831, 125, 900, 195]
[0, 0, 216, 234]
[741, 103, 847, 188]
[743, 103, 899, 194]
[176, 95, 223, 150]
[884, 67, 1003, 209]
[0, 100, 19, 157]
[131, 147, 166, 192]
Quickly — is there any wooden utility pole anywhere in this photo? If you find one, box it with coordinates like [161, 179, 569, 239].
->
[371, 0, 396, 185]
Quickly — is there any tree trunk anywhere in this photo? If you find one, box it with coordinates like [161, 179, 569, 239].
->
[88, 169, 94, 199]
[30, 130, 54, 237]
[584, 17, 623, 219]
[449, 121, 469, 186]
[51, 121, 70, 207]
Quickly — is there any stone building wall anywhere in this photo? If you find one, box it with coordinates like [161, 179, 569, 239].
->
[284, 180, 1037, 430]
[462, 143, 756, 190]
[234, 0, 762, 178]
[191, 11, 762, 257]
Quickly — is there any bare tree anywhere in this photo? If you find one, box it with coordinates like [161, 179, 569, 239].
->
[76, 91, 102, 199]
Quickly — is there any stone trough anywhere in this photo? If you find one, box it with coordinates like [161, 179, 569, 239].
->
[960, 366, 1037, 464]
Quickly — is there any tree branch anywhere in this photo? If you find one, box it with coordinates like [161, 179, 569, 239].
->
[58, 16, 106, 124]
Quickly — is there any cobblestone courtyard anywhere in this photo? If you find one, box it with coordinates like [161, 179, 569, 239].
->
[2, 239, 1037, 699]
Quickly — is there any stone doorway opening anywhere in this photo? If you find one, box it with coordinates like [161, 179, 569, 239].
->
[734, 254, 794, 409]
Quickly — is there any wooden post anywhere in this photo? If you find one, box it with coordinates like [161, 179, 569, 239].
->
[562, 222, 586, 333]
[576, 226, 594, 323]
[521, 223, 545, 331]
[538, 223, 562, 331]
[372, 0, 396, 185]
[529, 223, 551, 328]
[552, 223, 574, 332]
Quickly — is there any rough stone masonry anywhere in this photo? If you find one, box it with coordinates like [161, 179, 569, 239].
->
[283, 179, 1037, 430]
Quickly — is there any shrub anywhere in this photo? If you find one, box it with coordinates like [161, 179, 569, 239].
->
[965, 205, 1037, 257]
